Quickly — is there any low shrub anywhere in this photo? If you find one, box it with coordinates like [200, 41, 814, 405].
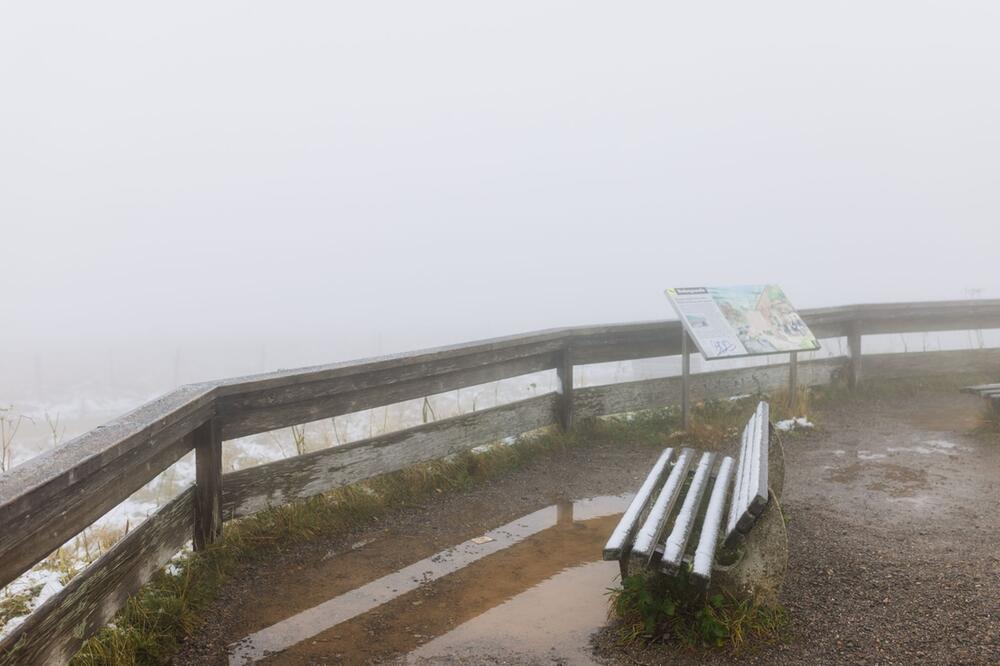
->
[608, 568, 788, 653]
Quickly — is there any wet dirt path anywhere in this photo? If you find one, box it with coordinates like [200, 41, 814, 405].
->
[179, 387, 1000, 665]
[177, 438, 664, 665]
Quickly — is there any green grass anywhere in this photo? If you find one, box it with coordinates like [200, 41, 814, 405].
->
[608, 569, 789, 653]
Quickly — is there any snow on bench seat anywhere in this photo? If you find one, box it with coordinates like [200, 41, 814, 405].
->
[602, 401, 772, 585]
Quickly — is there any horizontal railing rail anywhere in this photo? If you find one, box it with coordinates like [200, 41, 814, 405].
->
[2, 298, 1000, 663]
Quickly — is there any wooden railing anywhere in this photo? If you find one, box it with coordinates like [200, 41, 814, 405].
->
[2, 299, 1000, 663]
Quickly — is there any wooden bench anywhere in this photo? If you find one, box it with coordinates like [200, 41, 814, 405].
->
[961, 383, 1000, 406]
[961, 383, 1000, 424]
[603, 401, 787, 599]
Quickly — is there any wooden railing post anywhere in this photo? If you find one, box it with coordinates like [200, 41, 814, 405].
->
[847, 321, 863, 390]
[556, 346, 574, 431]
[193, 419, 222, 550]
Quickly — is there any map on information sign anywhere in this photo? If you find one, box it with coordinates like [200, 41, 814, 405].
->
[665, 285, 820, 359]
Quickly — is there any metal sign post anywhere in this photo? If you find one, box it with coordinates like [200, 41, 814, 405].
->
[681, 331, 691, 430]
[788, 351, 799, 407]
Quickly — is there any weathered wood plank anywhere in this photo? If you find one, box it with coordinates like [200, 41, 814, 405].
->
[570, 324, 685, 365]
[566, 307, 861, 365]
[961, 384, 1000, 394]
[851, 299, 1000, 335]
[692, 455, 735, 581]
[860, 348, 1000, 380]
[726, 413, 755, 540]
[661, 451, 715, 573]
[218, 352, 559, 440]
[799, 305, 856, 339]
[217, 344, 562, 414]
[733, 403, 770, 537]
[212, 331, 570, 398]
[602, 447, 674, 561]
[220, 393, 560, 519]
[747, 402, 770, 516]
[629, 448, 694, 570]
[0, 403, 207, 591]
[0, 488, 194, 666]
[193, 419, 222, 551]
[0, 385, 213, 531]
[572, 357, 846, 420]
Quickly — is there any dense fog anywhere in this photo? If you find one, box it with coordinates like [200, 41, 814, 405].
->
[3, 1, 999, 403]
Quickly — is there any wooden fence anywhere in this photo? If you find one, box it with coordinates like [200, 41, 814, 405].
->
[2, 299, 1000, 663]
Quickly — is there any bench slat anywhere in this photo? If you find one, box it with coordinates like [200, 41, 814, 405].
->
[602, 447, 674, 561]
[749, 401, 770, 515]
[735, 402, 770, 534]
[692, 455, 735, 581]
[725, 410, 756, 538]
[661, 451, 716, 573]
[628, 447, 694, 570]
[961, 383, 1000, 394]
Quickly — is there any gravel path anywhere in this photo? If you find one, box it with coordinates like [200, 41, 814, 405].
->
[176, 386, 999, 665]
[596, 386, 1000, 665]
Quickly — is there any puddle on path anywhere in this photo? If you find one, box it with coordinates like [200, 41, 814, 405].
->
[229, 495, 630, 665]
[408, 560, 614, 665]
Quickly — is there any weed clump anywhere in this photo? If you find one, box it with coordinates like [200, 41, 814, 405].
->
[0, 587, 40, 630]
[608, 569, 788, 652]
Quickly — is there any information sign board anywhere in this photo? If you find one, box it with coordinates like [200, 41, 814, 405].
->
[665, 285, 820, 359]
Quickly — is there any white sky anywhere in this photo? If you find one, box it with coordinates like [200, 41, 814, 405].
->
[2, 2, 999, 392]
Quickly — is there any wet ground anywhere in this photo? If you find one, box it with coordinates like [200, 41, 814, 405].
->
[177, 385, 1000, 665]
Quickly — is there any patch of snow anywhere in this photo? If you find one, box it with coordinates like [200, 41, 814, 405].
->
[885, 440, 968, 455]
[775, 417, 814, 432]
[727, 394, 752, 402]
[886, 446, 936, 455]
[857, 451, 887, 460]
[0, 568, 65, 639]
[230, 437, 286, 466]
[921, 439, 968, 452]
